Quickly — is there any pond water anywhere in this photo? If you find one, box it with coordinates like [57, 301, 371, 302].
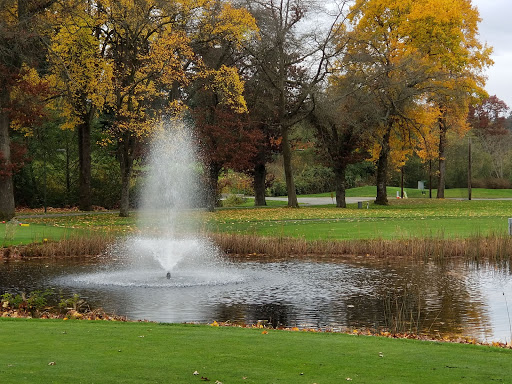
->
[1, 257, 511, 343]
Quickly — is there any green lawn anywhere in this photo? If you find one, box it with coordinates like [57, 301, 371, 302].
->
[0, 223, 75, 247]
[303, 186, 512, 199]
[210, 216, 505, 240]
[0, 319, 510, 384]
[7, 191, 512, 244]
[207, 199, 512, 240]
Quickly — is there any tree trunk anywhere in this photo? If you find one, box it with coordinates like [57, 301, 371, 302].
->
[253, 162, 267, 206]
[205, 164, 221, 212]
[437, 118, 448, 199]
[282, 126, 298, 207]
[0, 98, 15, 221]
[78, 117, 92, 211]
[334, 166, 347, 208]
[119, 137, 133, 217]
[375, 128, 391, 205]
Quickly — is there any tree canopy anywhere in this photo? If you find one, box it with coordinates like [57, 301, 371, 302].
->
[0, 0, 499, 216]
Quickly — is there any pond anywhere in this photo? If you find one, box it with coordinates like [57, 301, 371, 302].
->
[1, 256, 511, 343]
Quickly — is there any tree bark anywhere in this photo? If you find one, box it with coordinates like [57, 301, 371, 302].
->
[375, 127, 391, 205]
[437, 118, 448, 199]
[78, 117, 92, 211]
[334, 165, 347, 208]
[282, 126, 298, 207]
[253, 162, 267, 206]
[206, 164, 221, 212]
[119, 137, 133, 217]
[0, 93, 15, 220]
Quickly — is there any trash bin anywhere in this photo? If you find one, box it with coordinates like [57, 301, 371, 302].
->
[358, 201, 363, 209]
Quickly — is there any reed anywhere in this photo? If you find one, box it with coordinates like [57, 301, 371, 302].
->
[0, 231, 115, 260]
[209, 232, 512, 262]
[2, 230, 512, 263]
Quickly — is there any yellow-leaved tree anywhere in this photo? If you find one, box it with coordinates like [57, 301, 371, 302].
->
[0, 0, 55, 220]
[405, 0, 492, 197]
[95, 0, 255, 216]
[47, 2, 114, 210]
[337, 0, 492, 204]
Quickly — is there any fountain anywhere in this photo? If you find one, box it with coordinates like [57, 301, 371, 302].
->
[66, 118, 244, 288]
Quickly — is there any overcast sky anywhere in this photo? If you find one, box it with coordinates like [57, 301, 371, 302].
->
[472, 0, 512, 112]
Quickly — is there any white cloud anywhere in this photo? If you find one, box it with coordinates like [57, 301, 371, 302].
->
[473, 0, 512, 110]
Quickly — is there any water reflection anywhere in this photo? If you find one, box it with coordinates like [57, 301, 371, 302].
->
[0, 257, 510, 343]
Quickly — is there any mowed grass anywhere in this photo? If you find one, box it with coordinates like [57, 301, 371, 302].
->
[304, 186, 512, 199]
[0, 223, 75, 247]
[9, 189, 512, 244]
[1, 319, 511, 384]
[206, 199, 512, 240]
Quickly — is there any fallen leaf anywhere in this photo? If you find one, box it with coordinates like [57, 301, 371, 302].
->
[201, 377, 210, 381]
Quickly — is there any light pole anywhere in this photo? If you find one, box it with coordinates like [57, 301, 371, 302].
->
[468, 136, 472, 201]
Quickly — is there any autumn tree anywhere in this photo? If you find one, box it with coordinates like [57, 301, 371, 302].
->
[405, 0, 493, 198]
[341, 0, 435, 204]
[468, 95, 510, 180]
[340, 0, 491, 204]
[240, 0, 349, 207]
[186, 0, 258, 210]
[77, 0, 256, 216]
[309, 82, 374, 207]
[243, 78, 281, 206]
[193, 103, 262, 210]
[47, 1, 114, 211]
[0, 0, 55, 220]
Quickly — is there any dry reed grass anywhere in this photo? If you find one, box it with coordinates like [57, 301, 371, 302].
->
[0, 232, 116, 260]
[209, 233, 512, 262]
[2, 230, 511, 263]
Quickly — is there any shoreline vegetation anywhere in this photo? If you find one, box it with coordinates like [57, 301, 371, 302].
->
[2, 231, 512, 264]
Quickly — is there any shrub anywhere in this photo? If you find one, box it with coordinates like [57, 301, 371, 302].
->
[221, 194, 247, 207]
[472, 178, 512, 189]
[269, 180, 287, 196]
[294, 165, 336, 195]
[218, 171, 254, 195]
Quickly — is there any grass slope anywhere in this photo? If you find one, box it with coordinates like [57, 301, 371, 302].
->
[1, 319, 511, 384]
